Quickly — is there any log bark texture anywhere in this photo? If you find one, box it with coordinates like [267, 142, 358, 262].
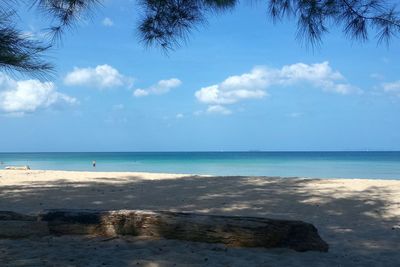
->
[0, 210, 328, 252]
[39, 209, 329, 252]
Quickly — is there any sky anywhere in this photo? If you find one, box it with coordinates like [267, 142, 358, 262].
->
[0, 0, 400, 152]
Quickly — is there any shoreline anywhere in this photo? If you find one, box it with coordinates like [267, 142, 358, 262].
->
[2, 151, 400, 181]
[2, 169, 400, 181]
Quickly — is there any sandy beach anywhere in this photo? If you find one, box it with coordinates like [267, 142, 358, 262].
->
[0, 170, 399, 266]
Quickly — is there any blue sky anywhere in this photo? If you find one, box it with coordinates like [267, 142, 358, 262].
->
[0, 0, 400, 152]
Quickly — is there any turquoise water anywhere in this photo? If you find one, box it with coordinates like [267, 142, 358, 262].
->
[1, 152, 400, 179]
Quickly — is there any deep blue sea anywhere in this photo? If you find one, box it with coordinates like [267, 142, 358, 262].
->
[1, 152, 400, 179]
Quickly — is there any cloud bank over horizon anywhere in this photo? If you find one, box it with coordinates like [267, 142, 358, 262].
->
[0, 61, 393, 119]
[195, 62, 360, 114]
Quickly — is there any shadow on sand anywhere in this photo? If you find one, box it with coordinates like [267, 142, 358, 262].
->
[0, 175, 399, 266]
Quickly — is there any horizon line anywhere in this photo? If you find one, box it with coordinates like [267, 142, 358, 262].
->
[1, 150, 399, 153]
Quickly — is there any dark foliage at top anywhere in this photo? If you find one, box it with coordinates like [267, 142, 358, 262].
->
[0, 6, 52, 77]
[267, 0, 400, 46]
[0, 0, 399, 76]
[138, 0, 236, 49]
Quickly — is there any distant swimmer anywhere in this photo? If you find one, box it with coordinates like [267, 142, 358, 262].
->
[92, 160, 96, 168]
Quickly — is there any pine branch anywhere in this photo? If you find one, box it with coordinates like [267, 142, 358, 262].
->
[0, 10, 53, 78]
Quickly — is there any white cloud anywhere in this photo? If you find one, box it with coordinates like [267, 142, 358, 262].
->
[133, 89, 148, 97]
[176, 113, 184, 119]
[195, 67, 269, 105]
[277, 62, 360, 94]
[0, 73, 77, 115]
[206, 105, 232, 115]
[288, 112, 303, 118]
[64, 64, 132, 89]
[112, 104, 124, 110]
[133, 78, 182, 97]
[195, 62, 359, 115]
[382, 81, 400, 96]
[102, 17, 114, 27]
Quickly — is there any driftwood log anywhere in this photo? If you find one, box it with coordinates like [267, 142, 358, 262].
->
[0, 209, 328, 252]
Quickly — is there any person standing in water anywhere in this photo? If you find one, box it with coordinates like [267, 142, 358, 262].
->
[92, 160, 96, 168]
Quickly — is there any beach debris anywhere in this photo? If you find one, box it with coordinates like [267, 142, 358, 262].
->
[0, 209, 329, 252]
[4, 165, 30, 170]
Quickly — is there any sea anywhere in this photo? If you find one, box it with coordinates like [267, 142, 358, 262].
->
[0, 151, 400, 179]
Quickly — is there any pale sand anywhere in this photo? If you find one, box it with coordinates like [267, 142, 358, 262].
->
[0, 170, 399, 266]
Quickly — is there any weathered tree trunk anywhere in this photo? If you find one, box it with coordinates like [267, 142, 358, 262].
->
[0, 210, 328, 252]
[39, 209, 328, 252]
